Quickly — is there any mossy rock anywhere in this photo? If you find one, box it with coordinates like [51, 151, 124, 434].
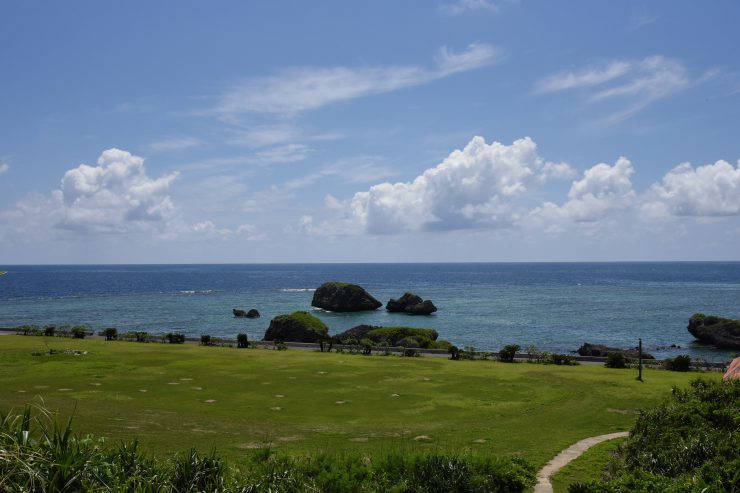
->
[264, 311, 329, 343]
[311, 282, 382, 312]
[687, 313, 740, 349]
[334, 325, 450, 350]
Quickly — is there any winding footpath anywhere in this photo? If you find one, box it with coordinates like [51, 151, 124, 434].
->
[534, 431, 629, 493]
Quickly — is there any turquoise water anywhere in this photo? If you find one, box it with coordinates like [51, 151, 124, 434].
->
[0, 263, 738, 361]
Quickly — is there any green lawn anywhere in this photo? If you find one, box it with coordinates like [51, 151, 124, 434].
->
[0, 335, 717, 469]
[551, 437, 626, 492]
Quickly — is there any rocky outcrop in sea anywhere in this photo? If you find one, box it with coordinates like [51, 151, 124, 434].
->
[688, 313, 740, 349]
[386, 292, 437, 315]
[311, 282, 382, 312]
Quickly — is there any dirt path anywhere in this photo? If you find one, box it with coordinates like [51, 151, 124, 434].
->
[534, 431, 629, 493]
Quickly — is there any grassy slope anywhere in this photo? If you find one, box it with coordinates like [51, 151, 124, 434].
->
[0, 336, 716, 468]
[550, 437, 626, 493]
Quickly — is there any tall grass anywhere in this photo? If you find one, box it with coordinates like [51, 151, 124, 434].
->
[0, 404, 535, 492]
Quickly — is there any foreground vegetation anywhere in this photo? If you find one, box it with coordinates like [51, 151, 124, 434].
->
[0, 406, 535, 492]
[570, 379, 739, 492]
[0, 336, 720, 471]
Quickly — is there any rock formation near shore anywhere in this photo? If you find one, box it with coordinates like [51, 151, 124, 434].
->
[264, 311, 328, 343]
[386, 292, 437, 315]
[688, 313, 740, 349]
[311, 282, 382, 312]
[577, 342, 655, 359]
[233, 308, 260, 318]
[333, 325, 450, 349]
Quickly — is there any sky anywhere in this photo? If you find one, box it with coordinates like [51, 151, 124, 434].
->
[1, 0, 739, 263]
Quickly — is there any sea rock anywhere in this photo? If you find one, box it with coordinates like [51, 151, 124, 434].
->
[687, 313, 740, 350]
[386, 292, 438, 315]
[724, 357, 740, 380]
[333, 325, 447, 349]
[234, 308, 260, 318]
[405, 300, 437, 315]
[577, 342, 655, 360]
[311, 282, 382, 312]
[264, 311, 329, 343]
[386, 293, 423, 312]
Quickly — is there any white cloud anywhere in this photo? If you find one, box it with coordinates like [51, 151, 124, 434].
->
[217, 44, 498, 116]
[0, 163, 8, 175]
[536, 56, 691, 122]
[529, 157, 636, 225]
[642, 159, 740, 218]
[332, 136, 568, 234]
[148, 137, 202, 152]
[535, 61, 631, 93]
[253, 144, 312, 164]
[186, 220, 262, 240]
[55, 149, 179, 232]
[439, 0, 501, 15]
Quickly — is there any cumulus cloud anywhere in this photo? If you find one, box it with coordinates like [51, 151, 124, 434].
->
[536, 56, 692, 122]
[332, 136, 572, 234]
[53, 148, 179, 232]
[0, 163, 8, 175]
[641, 159, 740, 218]
[529, 158, 636, 224]
[217, 44, 498, 116]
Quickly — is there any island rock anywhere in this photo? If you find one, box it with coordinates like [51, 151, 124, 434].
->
[333, 325, 450, 350]
[386, 292, 438, 315]
[234, 308, 260, 318]
[577, 342, 655, 360]
[688, 313, 740, 350]
[264, 311, 328, 343]
[311, 282, 382, 312]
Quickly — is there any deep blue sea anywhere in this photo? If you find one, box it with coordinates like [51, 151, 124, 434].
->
[1, 263, 739, 361]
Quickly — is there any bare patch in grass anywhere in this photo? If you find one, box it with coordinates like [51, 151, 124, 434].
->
[414, 435, 432, 442]
[204, 399, 216, 403]
[270, 406, 282, 411]
[350, 437, 369, 442]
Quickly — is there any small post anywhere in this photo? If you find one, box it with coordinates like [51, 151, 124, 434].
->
[637, 338, 643, 382]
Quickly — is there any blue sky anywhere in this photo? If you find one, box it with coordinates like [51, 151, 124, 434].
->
[1, 0, 739, 263]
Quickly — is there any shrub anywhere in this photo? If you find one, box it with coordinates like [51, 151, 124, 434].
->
[448, 345, 460, 360]
[166, 332, 186, 344]
[102, 327, 118, 340]
[403, 348, 419, 357]
[71, 326, 87, 339]
[275, 340, 287, 351]
[548, 353, 578, 366]
[663, 354, 691, 371]
[44, 326, 56, 337]
[200, 334, 212, 346]
[605, 352, 627, 368]
[237, 333, 249, 348]
[499, 344, 520, 363]
[360, 338, 374, 355]
[588, 379, 740, 491]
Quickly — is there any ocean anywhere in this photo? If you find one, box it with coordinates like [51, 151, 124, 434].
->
[1, 263, 738, 361]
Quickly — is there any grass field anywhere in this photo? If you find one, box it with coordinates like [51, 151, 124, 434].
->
[0, 335, 718, 469]
[551, 437, 625, 492]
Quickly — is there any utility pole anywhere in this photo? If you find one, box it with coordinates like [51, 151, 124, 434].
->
[637, 338, 643, 382]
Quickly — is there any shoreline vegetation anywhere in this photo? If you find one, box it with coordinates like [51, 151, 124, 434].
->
[0, 325, 731, 370]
